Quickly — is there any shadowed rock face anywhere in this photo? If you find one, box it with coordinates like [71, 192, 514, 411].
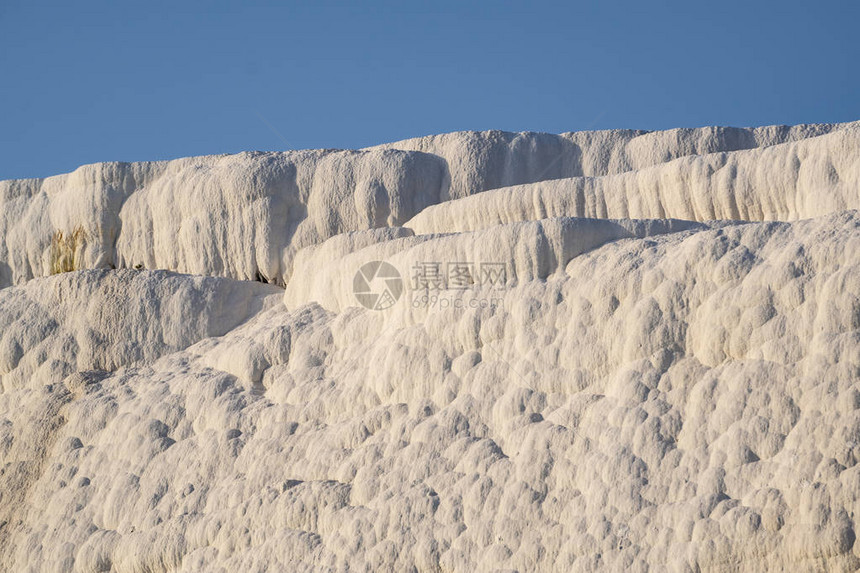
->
[0, 122, 859, 572]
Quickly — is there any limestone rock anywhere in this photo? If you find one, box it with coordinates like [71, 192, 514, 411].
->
[0, 122, 858, 572]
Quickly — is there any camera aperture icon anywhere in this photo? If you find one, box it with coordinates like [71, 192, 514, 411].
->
[353, 261, 403, 310]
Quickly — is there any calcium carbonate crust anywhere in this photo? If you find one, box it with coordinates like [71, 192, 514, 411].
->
[0, 121, 858, 572]
[0, 122, 855, 288]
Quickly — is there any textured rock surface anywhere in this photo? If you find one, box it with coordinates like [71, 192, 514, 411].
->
[0, 122, 859, 572]
[405, 126, 860, 234]
[0, 150, 447, 287]
[0, 122, 854, 288]
[371, 122, 850, 201]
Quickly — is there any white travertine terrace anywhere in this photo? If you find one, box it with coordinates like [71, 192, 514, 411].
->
[0, 122, 853, 288]
[0, 122, 859, 572]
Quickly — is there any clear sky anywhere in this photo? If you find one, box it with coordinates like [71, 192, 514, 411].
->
[1, 0, 857, 180]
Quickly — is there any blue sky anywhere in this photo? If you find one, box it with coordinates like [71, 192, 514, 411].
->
[1, 0, 857, 180]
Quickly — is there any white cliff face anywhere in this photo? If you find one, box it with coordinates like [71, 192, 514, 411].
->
[0, 150, 447, 288]
[405, 126, 860, 234]
[370, 122, 850, 200]
[0, 122, 853, 289]
[283, 217, 711, 315]
[0, 122, 859, 572]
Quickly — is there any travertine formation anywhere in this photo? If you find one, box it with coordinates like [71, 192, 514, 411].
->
[0, 122, 858, 572]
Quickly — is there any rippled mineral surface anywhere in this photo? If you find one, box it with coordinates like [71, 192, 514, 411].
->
[1, 122, 859, 572]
